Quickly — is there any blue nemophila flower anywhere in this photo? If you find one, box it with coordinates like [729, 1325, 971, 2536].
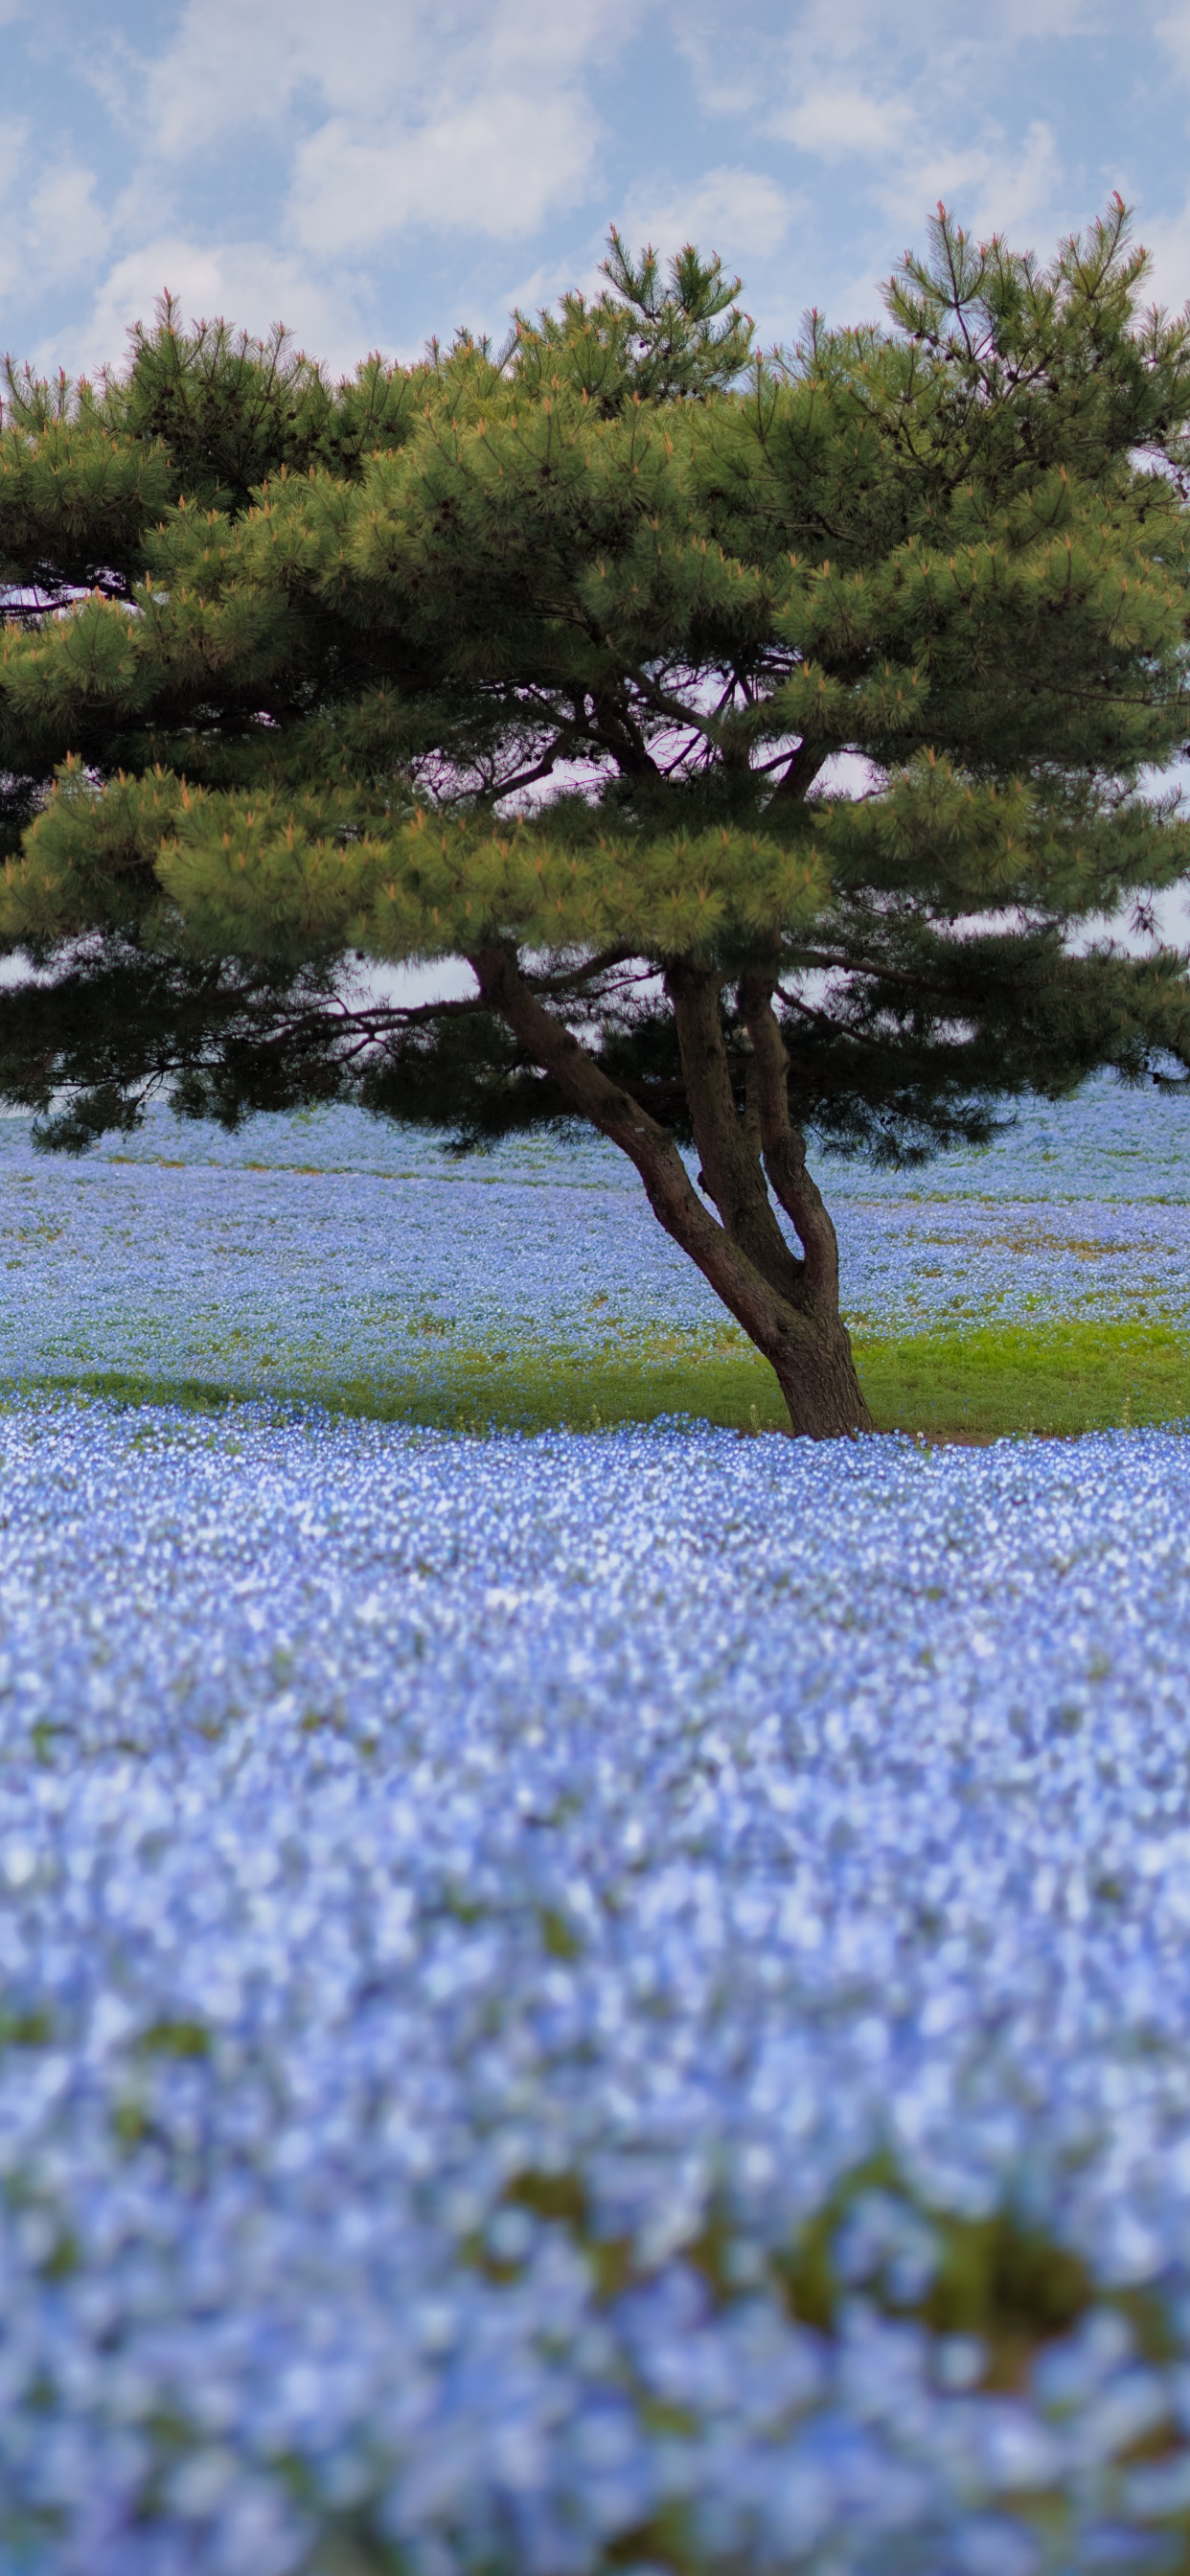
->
[0, 1397, 1188, 2566]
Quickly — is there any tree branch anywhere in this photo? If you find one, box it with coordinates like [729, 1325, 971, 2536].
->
[488, 722, 584, 804]
[768, 742, 833, 803]
[783, 951, 960, 1000]
[665, 956, 807, 1304]
[740, 974, 840, 1309]
[588, 686, 663, 778]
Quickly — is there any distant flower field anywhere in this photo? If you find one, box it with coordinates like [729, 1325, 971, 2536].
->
[1, 1085, 1189, 2572]
[0, 1076, 1186, 1405]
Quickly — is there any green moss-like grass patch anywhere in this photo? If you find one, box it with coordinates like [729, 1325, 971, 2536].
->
[14, 1315, 1189, 1442]
[859, 1318, 1190, 1441]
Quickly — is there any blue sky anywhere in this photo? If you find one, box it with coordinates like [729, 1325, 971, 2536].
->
[2, 2, 1189, 386]
[4, 2, 1190, 953]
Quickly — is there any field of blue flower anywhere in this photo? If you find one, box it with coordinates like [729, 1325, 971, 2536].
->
[0, 1075, 1188, 1405]
[2, 1084, 1190, 2573]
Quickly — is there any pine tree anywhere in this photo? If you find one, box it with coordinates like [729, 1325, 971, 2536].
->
[3, 204, 1190, 1436]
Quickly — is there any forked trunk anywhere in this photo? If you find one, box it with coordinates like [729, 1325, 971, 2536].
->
[469, 945, 873, 1440]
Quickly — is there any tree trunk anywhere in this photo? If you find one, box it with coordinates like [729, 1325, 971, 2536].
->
[469, 944, 873, 1439]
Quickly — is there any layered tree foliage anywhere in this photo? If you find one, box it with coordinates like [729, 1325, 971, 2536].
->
[3, 207, 1190, 1435]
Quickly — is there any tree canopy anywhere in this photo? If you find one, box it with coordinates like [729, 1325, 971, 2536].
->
[2, 202, 1190, 1435]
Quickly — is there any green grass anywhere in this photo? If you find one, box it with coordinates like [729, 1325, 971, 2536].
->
[859, 1319, 1190, 1440]
[15, 1314, 1190, 1441]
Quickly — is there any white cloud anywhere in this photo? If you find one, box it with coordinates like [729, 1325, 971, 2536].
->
[126, 0, 635, 158]
[23, 164, 110, 285]
[0, 128, 112, 310]
[681, 0, 1099, 225]
[664, 0, 1110, 338]
[873, 118, 1064, 244]
[1155, 1, 1190, 78]
[290, 87, 598, 253]
[42, 239, 370, 380]
[1133, 194, 1190, 310]
[759, 0, 1071, 223]
[0, 115, 30, 291]
[10, 0, 655, 373]
[801, 117, 1069, 337]
[42, 0, 647, 359]
[612, 167, 797, 268]
[771, 82, 914, 163]
[139, 0, 432, 153]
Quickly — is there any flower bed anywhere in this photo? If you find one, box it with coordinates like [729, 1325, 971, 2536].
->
[1, 1399, 1190, 2569]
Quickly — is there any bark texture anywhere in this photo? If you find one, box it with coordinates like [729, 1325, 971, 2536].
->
[469, 945, 873, 1438]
